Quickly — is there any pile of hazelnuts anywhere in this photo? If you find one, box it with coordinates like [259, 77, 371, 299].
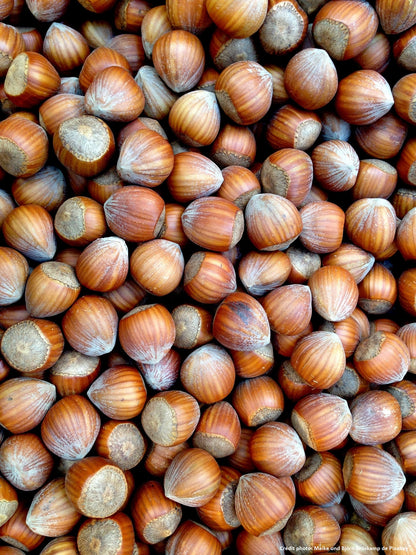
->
[0, 0, 416, 553]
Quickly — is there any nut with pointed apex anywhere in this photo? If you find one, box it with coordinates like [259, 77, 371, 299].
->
[381, 512, 416, 555]
[43, 21, 89, 72]
[239, 250, 291, 297]
[104, 185, 165, 243]
[266, 104, 322, 151]
[116, 128, 174, 188]
[87, 365, 147, 420]
[140, 4, 172, 58]
[309, 266, 359, 322]
[290, 330, 346, 390]
[0, 377, 56, 433]
[152, 29, 205, 92]
[250, 422, 305, 478]
[235, 472, 296, 536]
[213, 291, 270, 352]
[11, 165, 67, 212]
[85, 65, 145, 122]
[343, 445, 406, 504]
[182, 196, 244, 252]
[167, 151, 223, 203]
[130, 239, 184, 297]
[349, 390, 402, 445]
[118, 303, 175, 365]
[0, 247, 29, 307]
[322, 243, 375, 284]
[312, 139, 359, 192]
[291, 393, 352, 452]
[262, 284, 312, 336]
[284, 48, 338, 110]
[180, 343, 235, 404]
[376, 0, 416, 34]
[335, 70, 394, 126]
[358, 263, 397, 315]
[135, 65, 178, 120]
[164, 447, 221, 507]
[215, 61, 272, 125]
[26, 477, 81, 537]
[62, 295, 118, 357]
[3, 204, 56, 263]
[0, 433, 54, 492]
[41, 394, 100, 460]
[138, 348, 181, 392]
[169, 90, 221, 147]
[299, 201, 345, 255]
[345, 198, 397, 256]
[184, 251, 236, 305]
[245, 193, 302, 252]
[25, 261, 80, 318]
[75, 236, 129, 293]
